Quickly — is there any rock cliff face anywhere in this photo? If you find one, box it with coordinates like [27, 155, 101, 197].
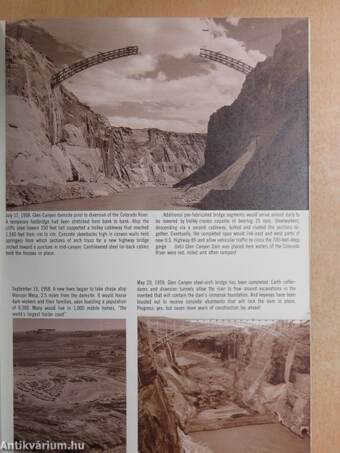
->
[104, 127, 205, 188]
[177, 20, 308, 210]
[138, 321, 182, 453]
[6, 20, 85, 67]
[180, 323, 310, 436]
[234, 326, 310, 436]
[6, 32, 205, 207]
[138, 319, 310, 452]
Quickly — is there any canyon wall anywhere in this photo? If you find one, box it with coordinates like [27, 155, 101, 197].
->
[138, 321, 182, 453]
[234, 326, 310, 436]
[182, 323, 310, 436]
[104, 127, 205, 188]
[138, 321, 213, 453]
[6, 31, 205, 207]
[178, 20, 308, 210]
[138, 320, 310, 452]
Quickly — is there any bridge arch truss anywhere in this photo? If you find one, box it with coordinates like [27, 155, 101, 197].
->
[200, 48, 254, 75]
[51, 46, 139, 88]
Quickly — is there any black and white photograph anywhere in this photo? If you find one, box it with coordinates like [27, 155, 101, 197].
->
[138, 317, 310, 453]
[6, 18, 308, 211]
[13, 318, 126, 452]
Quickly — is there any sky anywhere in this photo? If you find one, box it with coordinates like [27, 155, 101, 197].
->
[36, 17, 299, 133]
[13, 318, 125, 332]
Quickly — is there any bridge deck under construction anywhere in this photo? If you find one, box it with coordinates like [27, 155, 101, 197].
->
[51, 46, 139, 87]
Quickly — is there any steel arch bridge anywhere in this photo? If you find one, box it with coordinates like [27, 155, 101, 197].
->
[51, 46, 254, 88]
[51, 46, 139, 88]
[200, 48, 254, 75]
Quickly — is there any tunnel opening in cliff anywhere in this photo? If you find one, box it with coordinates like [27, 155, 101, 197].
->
[138, 318, 310, 453]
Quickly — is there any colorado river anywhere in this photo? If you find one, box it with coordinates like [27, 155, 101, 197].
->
[11, 187, 193, 211]
[190, 424, 310, 453]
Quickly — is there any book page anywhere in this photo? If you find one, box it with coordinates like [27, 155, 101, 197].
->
[1, 17, 310, 453]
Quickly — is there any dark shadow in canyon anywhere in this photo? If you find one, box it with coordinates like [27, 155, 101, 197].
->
[175, 20, 309, 211]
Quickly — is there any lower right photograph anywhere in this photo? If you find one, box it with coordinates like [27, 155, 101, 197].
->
[138, 317, 310, 453]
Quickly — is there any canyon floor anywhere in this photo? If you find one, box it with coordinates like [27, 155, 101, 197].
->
[13, 329, 126, 452]
[191, 424, 309, 453]
[9, 187, 195, 211]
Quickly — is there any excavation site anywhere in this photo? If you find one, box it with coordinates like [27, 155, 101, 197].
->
[138, 317, 310, 453]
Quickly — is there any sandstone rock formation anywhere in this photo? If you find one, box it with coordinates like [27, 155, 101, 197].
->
[177, 20, 308, 210]
[138, 319, 310, 452]
[138, 320, 182, 453]
[6, 27, 205, 207]
[234, 325, 310, 436]
[104, 127, 205, 188]
[6, 20, 85, 67]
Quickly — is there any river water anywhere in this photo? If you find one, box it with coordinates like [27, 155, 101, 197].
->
[190, 424, 310, 453]
[11, 187, 192, 211]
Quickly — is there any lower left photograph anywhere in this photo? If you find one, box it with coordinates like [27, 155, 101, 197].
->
[13, 318, 126, 453]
